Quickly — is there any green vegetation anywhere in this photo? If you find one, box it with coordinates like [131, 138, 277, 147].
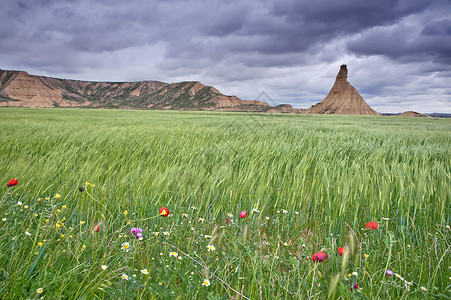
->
[0, 108, 449, 299]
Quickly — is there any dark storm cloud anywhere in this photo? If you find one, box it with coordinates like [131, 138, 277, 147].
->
[1, 0, 450, 112]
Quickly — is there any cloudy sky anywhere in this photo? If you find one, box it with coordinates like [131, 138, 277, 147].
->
[1, 0, 450, 113]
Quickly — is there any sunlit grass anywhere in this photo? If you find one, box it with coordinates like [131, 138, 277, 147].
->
[0, 108, 449, 298]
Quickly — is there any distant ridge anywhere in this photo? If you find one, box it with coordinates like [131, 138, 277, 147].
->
[0, 69, 301, 113]
[305, 65, 379, 115]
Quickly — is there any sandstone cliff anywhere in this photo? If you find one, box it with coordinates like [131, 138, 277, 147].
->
[305, 65, 379, 115]
[0, 69, 299, 113]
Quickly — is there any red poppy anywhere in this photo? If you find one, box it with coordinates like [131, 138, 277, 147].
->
[7, 178, 18, 187]
[351, 283, 359, 291]
[338, 247, 344, 255]
[366, 221, 379, 230]
[226, 219, 231, 223]
[240, 211, 247, 218]
[312, 251, 328, 262]
[159, 207, 170, 217]
[95, 225, 100, 232]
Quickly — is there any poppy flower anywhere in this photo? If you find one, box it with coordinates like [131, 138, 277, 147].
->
[351, 283, 359, 291]
[312, 251, 328, 262]
[95, 225, 100, 232]
[160, 207, 170, 217]
[226, 219, 231, 223]
[240, 211, 247, 218]
[366, 221, 379, 230]
[338, 247, 344, 255]
[7, 178, 18, 187]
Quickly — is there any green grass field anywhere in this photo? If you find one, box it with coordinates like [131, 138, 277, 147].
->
[0, 108, 449, 299]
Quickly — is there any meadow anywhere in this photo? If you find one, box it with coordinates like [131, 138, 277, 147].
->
[0, 107, 449, 299]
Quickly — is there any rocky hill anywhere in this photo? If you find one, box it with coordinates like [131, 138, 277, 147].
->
[396, 111, 431, 117]
[0, 69, 300, 113]
[305, 65, 379, 115]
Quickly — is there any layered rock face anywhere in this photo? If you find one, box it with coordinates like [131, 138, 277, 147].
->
[0, 69, 299, 113]
[305, 65, 379, 115]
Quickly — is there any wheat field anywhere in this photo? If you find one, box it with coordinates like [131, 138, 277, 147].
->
[0, 108, 449, 299]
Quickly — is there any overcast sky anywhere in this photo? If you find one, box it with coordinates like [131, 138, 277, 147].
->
[1, 0, 450, 113]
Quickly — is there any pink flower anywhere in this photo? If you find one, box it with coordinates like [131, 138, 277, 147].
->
[226, 219, 231, 223]
[240, 211, 247, 218]
[130, 227, 143, 238]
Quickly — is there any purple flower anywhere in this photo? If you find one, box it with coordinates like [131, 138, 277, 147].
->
[386, 270, 393, 277]
[130, 227, 143, 238]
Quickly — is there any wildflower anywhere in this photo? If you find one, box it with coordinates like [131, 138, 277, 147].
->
[312, 251, 328, 262]
[198, 218, 205, 223]
[366, 221, 379, 230]
[182, 213, 188, 217]
[352, 283, 359, 290]
[204, 235, 212, 238]
[37, 288, 43, 294]
[202, 279, 210, 286]
[2, 218, 6, 222]
[123, 211, 128, 216]
[130, 227, 143, 238]
[364, 254, 369, 259]
[226, 219, 231, 223]
[17, 201, 22, 206]
[206, 245, 216, 251]
[141, 269, 149, 275]
[55, 194, 61, 199]
[163, 231, 169, 236]
[24, 205, 28, 209]
[45, 197, 50, 200]
[282, 209, 288, 214]
[265, 216, 270, 220]
[191, 206, 197, 210]
[283, 242, 288, 247]
[79, 186, 84, 192]
[251, 208, 260, 213]
[169, 252, 178, 257]
[62, 205, 67, 209]
[101, 265, 107, 271]
[352, 272, 358, 276]
[122, 273, 129, 280]
[55, 223, 62, 229]
[37, 198, 43, 203]
[240, 211, 247, 218]
[295, 211, 299, 215]
[159, 207, 170, 217]
[338, 247, 344, 255]
[81, 244, 86, 251]
[34, 213, 38, 217]
[95, 225, 100, 232]
[153, 232, 159, 236]
[420, 286, 427, 291]
[25, 231, 31, 236]
[121, 242, 130, 252]
[80, 221, 85, 225]
[227, 213, 233, 218]
[7, 178, 18, 187]
[382, 217, 390, 220]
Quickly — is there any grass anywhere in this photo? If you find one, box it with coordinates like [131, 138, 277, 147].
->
[0, 107, 449, 299]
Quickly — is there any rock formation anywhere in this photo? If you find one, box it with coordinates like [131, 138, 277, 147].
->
[0, 69, 300, 113]
[305, 65, 379, 115]
[396, 111, 430, 117]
